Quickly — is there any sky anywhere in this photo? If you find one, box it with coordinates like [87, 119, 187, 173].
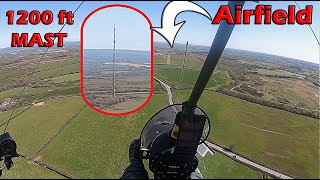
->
[0, 1, 318, 63]
[82, 7, 151, 50]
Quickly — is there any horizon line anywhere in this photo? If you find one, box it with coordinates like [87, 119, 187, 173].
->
[0, 40, 318, 64]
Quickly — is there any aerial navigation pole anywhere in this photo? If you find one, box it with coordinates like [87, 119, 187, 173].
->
[185, 1, 245, 109]
[112, 24, 116, 98]
[177, 41, 189, 103]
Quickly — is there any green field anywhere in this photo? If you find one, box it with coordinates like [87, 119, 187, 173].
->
[198, 154, 260, 179]
[5, 90, 316, 178]
[37, 61, 78, 72]
[0, 96, 86, 156]
[0, 59, 78, 89]
[0, 87, 50, 101]
[1, 75, 317, 178]
[1, 85, 318, 178]
[32, 63, 79, 80]
[50, 73, 79, 83]
[154, 54, 230, 92]
[0, 62, 81, 109]
[154, 54, 203, 68]
[158, 82, 319, 178]
[178, 90, 318, 178]
[155, 53, 319, 179]
[155, 66, 230, 89]
[0, 68, 30, 83]
[37, 94, 260, 179]
[1, 157, 64, 179]
[39, 95, 167, 178]
[0, 93, 262, 179]
[0, 105, 33, 125]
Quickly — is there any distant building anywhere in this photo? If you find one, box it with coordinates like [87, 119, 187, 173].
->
[32, 101, 46, 107]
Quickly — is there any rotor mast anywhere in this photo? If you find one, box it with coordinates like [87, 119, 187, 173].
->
[185, 1, 245, 109]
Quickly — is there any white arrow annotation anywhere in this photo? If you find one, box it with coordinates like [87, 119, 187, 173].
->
[151, 1, 212, 47]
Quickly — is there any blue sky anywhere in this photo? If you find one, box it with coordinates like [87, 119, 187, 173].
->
[82, 7, 151, 50]
[0, 1, 318, 63]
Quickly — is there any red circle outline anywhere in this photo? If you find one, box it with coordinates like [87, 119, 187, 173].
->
[80, 4, 154, 116]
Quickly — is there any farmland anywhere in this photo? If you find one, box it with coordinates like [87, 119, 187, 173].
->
[0, 93, 261, 179]
[37, 95, 260, 179]
[0, 43, 80, 112]
[0, 96, 86, 156]
[0, 41, 318, 179]
[155, 42, 319, 115]
[153, 43, 319, 178]
[190, 90, 317, 178]
[2, 88, 317, 178]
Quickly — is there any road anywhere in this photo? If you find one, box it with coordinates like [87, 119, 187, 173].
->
[206, 141, 293, 179]
[154, 77, 178, 113]
[153, 76, 294, 179]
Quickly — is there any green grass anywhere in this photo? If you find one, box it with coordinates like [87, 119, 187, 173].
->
[32, 63, 79, 80]
[0, 69, 27, 83]
[198, 154, 261, 179]
[0, 87, 49, 101]
[155, 67, 230, 89]
[0, 105, 32, 125]
[3, 83, 315, 178]
[38, 94, 261, 179]
[0, 97, 84, 179]
[40, 94, 168, 178]
[27, 78, 317, 179]
[154, 54, 203, 68]
[178, 90, 319, 178]
[50, 73, 79, 83]
[40, 86, 80, 98]
[36, 60, 78, 71]
[0, 96, 86, 157]
[1, 157, 64, 179]
[0, 84, 80, 111]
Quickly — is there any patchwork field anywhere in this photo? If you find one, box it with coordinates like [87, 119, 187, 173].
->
[0, 93, 262, 179]
[0, 42, 318, 179]
[2, 89, 317, 178]
[0, 96, 86, 156]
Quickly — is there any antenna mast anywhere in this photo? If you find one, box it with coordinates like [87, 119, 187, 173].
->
[112, 24, 116, 98]
[177, 41, 188, 103]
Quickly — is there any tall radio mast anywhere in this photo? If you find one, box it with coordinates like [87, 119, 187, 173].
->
[112, 24, 116, 98]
